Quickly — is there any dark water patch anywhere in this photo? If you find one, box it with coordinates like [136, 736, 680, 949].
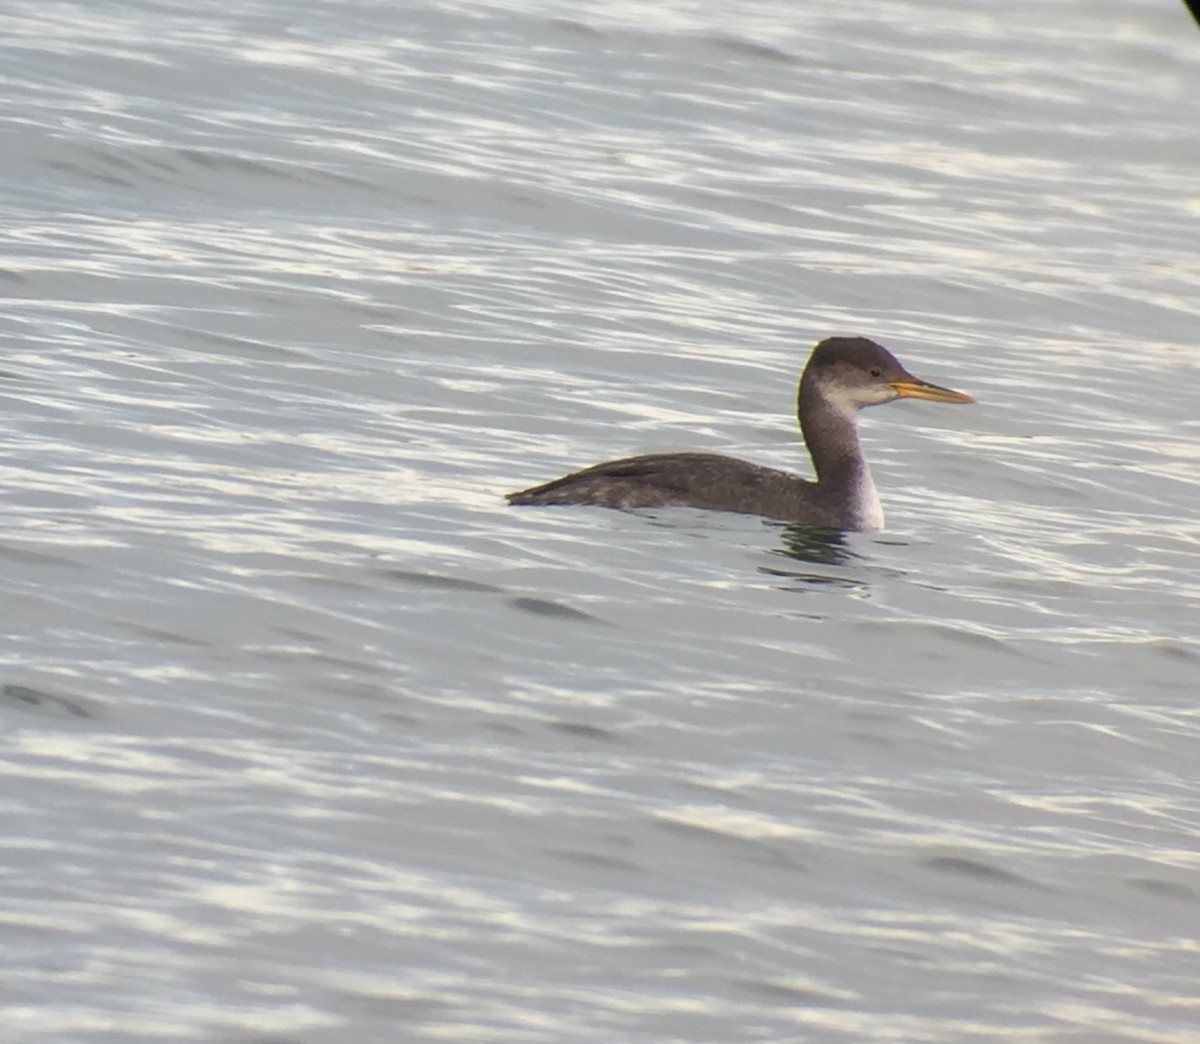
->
[704, 34, 798, 64]
[921, 855, 1032, 887]
[45, 143, 201, 188]
[508, 596, 605, 623]
[760, 566, 869, 594]
[175, 147, 377, 190]
[869, 945, 936, 967]
[379, 568, 501, 594]
[544, 847, 642, 874]
[844, 728, 899, 749]
[44, 157, 135, 188]
[1, 683, 92, 719]
[177, 148, 303, 182]
[478, 719, 526, 737]
[547, 720, 625, 744]
[0, 543, 85, 568]
[547, 18, 604, 38]
[1149, 639, 1200, 663]
[1125, 877, 1196, 901]
[121, 622, 211, 648]
[729, 976, 844, 1007]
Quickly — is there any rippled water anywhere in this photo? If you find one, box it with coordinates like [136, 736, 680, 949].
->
[2, 0, 1199, 1041]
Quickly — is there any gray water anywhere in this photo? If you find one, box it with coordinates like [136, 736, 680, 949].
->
[2, 1, 1199, 1041]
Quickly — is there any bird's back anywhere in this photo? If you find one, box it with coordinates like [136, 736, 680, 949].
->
[506, 452, 844, 524]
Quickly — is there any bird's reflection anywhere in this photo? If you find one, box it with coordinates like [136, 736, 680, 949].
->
[761, 522, 871, 592]
[776, 522, 851, 564]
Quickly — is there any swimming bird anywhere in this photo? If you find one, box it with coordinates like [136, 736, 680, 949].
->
[506, 336, 974, 530]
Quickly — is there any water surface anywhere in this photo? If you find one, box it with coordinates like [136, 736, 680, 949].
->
[2, 0, 1199, 1041]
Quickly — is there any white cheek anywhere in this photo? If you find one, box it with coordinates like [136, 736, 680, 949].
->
[825, 383, 895, 413]
[824, 384, 863, 415]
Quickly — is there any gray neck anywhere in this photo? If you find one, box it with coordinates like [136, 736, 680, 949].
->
[798, 378, 883, 528]
[798, 379, 868, 486]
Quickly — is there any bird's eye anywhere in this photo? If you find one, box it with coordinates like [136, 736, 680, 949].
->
[870, 368, 881, 377]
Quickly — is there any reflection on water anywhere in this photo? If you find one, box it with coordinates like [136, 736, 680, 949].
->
[761, 522, 870, 591]
[773, 521, 851, 565]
